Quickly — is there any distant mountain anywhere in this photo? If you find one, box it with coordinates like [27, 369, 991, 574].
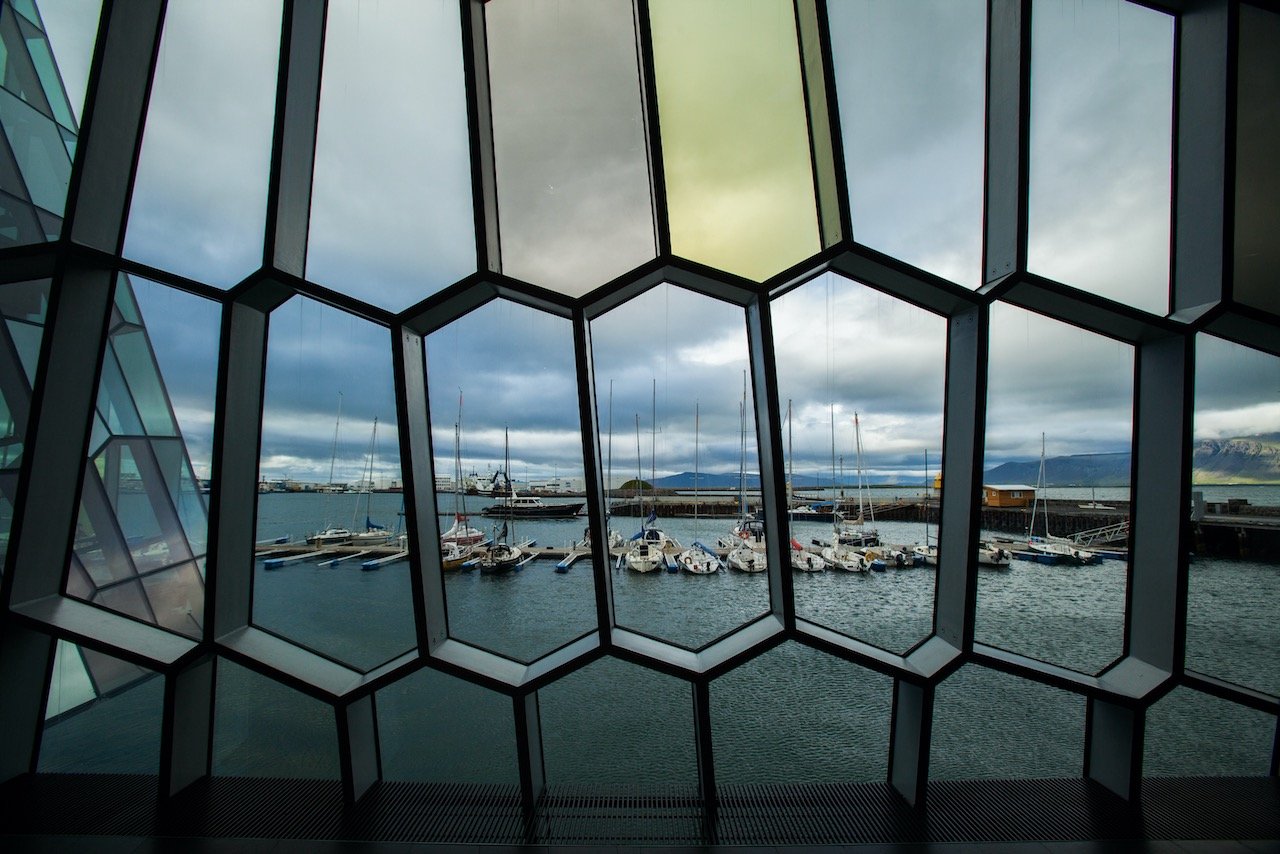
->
[983, 433, 1280, 486]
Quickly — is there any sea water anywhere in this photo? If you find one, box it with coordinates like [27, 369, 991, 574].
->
[37, 491, 1279, 787]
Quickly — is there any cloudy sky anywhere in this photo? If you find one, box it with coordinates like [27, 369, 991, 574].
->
[40, 0, 1277, 489]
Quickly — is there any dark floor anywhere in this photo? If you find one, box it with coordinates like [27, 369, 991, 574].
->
[1, 774, 1277, 852]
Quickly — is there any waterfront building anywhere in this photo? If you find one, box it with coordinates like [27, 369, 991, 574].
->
[983, 484, 1037, 508]
[0, 0, 1276, 849]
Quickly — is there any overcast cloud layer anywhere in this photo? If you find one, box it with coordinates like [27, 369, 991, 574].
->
[39, 0, 1277, 489]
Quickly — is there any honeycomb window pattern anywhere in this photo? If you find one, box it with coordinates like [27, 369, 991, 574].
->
[0, 0, 1276, 842]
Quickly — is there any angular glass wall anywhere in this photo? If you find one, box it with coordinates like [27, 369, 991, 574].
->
[0, 276, 47, 572]
[931, 665, 1083, 779]
[38, 645, 162, 774]
[1234, 3, 1280, 316]
[1188, 334, 1280, 697]
[540, 657, 696, 789]
[0, 0, 82, 245]
[423, 298, 593, 663]
[124, 0, 281, 287]
[590, 283, 767, 649]
[772, 272, 945, 652]
[307, 0, 473, 310]
[484, 0, 655, 297]
[212, 658, 339, 778]
[827, 0, 985, 287]
[1144, 686, 1275, 777]
[1027, 0, 1174, 314]
[65, 275, 210, 639]
[377, 667, 517, 784]
[979, 303, 1134, 674]
[255, 295, 412, 671]
[710, 643, 891, 784]
[649, 0, 821, 281]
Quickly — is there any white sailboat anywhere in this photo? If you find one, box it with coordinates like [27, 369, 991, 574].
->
[308, 393, 354, 545]
[786, 399, 826, 573]
[818, 405, 867, 572]
[835, 412, 880, 548]
[622, 388, 677, 572]
[348, 417, 394, 547]
[912, 449, 939, 567]
[677, 403, 721, 575]
[1027, 433, 1097, 565]
[477, 427, 533, 573]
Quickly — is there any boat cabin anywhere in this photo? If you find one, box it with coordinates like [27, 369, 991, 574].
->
[983, 484, 1036, 508]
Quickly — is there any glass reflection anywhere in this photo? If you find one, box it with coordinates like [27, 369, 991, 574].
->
[980, 303, 1134, 674]
[1144, 686, 1275, 777]
[1234, 3, 1280, 316]
[425, 299, 593, 662]
[649, 0, 819, 280]
[1027, 0, 1174, 314]
[124, 0, 281, 287]
[827, 0, 985, 287]
[591, 283, 767, 649]
[485, 0, 655, 296]
[0, 277, 48, 574]
[772, 272, 945, 652]
[255, 296, 411, 671]
[307, 0, 474, 310]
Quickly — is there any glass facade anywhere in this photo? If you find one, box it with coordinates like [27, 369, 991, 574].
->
[0, 0, 1276, 844]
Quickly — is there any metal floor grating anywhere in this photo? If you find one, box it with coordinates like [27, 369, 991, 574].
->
[1, 773, 1276, 846]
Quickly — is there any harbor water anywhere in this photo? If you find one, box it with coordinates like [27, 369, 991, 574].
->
[38, 490, 1279, 787]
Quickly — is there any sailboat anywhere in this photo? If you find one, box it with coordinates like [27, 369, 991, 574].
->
[835, 412, 880, 548]
[622, 383, 677, 573]
[786, 399, 827, 573]
[440, 392, 484, 550]
[677, 403, 721, 575]
[912, 449, 939, 567]
[1026, 433, 1097, 565]
[308, 393, 355, 545]
[819, 406, 869, 572]
[722, 381, 765, 572]
[476, 427, 534, 573]
[347, 417, 394, 546]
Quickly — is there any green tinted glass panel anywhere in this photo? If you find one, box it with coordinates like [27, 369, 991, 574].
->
[39, 652, 162, 774]
[0, 84, 69, 215]
[0, 277, 48, 323]
[486, 0, 655, 296]
[17, 12, 75, 130]
[7, 317, 42, 383]
[650, 0, 819, 281]
[112, 328, 178, 437]
[0, 6, 51, 115]
[1234, 4, 1280, 316]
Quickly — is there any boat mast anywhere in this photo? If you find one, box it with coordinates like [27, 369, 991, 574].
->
[830, 404, 838, 530]
[693, 402, 700, 537]
[606, 379, 613, 517]
[635, 413, 643, 521]
[854, 413, 864, 523]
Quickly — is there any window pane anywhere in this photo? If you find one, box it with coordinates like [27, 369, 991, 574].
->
[125, 0, 281, 287]
[1027, 0, 1174, 314]
[1145, 686, 1274, 776]
[980, 303, 1134, 674]
[39, 0, 101, 128]
[773, 272, 946, 652]
[828, 0, 986, 287]
[425, 299, 594, 663]
[0, 85, 70, 215]
[1234, 3, 1280, 316]
[650, 0, 820, 280]
[307, 0, 474, 310]
[0, 277, 48, 574]
[485, 0, 654, 296]
[591, 283, 767, 650]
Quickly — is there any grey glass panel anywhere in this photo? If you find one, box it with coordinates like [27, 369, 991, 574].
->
[307, 0, 474, 310]
[152, 437, 208, 557]
[1234, 4, 1280, 316]
[16, 11, 75, 130]
[7, 315, 42, 382]
[827, 0, 985, 287]
[711, 642, 891, 784]
[1145, 686, 1274, 776]
[39, 652, 161, 774]
[0, 188, 42, 244]
[256, 295, 411, 672]
[10, 0, 40, 28]
[35, 204, 56, 238]
[1027, 0, 1173, 314]
[213, 658, 339, 778]
[980, 303, 1133, 675]
[773, 272, 945, 652]
[124, 0, 281, 287]
[541, 657, 695, 788]
[591, 283, 766, 650]
[73, 477, 136, 586]
[0, 6, 52, 115]
[0, 84, 69, 215]
[931, 665, 1083, 779]
[44, 639, 95, 717]
[486, 0, 655, 296]
[96, 345, 145, 435]
[0, 276, 47, 323]
[424, 299, 592, 662]
[93, 577, 156, 623]
[377, 666, 517, 784]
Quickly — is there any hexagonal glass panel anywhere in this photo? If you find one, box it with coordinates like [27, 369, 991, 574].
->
[65, 275, 215, 639]
[39, 642, 161, 774]
[212, 657, 338, 778]
[1144, 686, 1275, 777]
[710, 643, 891, 784]
[591, 282, 768, 650]
[1235, 3, 1280, 317]
[1187, 334, 1279, 696]
[649, 0, 821, 281]
[773, 272, 945, 654]
[306, 0, 474, 311]
[827, 0, 985, 287]
[377, 666, 517, 784]
[424, 298, 594, 663]
[254, 295, 413, 672]
[0, 277, 48, 574]
[979, 303, 1134, 675]
[124, 0, 282, 288]
[541, 657, 696, 790]
[931, 665, 1082, 779]
[1027, 0, 1173, 315]
[484, 0, 655, 297]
